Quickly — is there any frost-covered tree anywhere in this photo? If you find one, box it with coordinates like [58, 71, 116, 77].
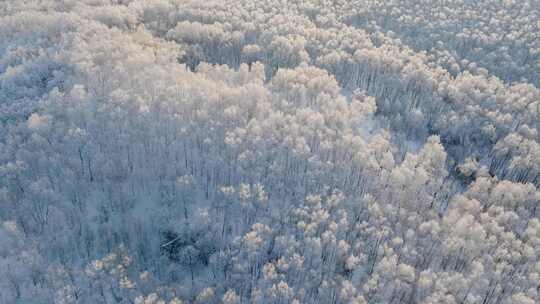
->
[1, 0, 539, 303]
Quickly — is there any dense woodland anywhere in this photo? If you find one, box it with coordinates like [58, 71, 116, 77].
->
[0, 1, 539, 303]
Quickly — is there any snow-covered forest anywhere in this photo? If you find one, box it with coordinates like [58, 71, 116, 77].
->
[1, 1, 539, 303]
